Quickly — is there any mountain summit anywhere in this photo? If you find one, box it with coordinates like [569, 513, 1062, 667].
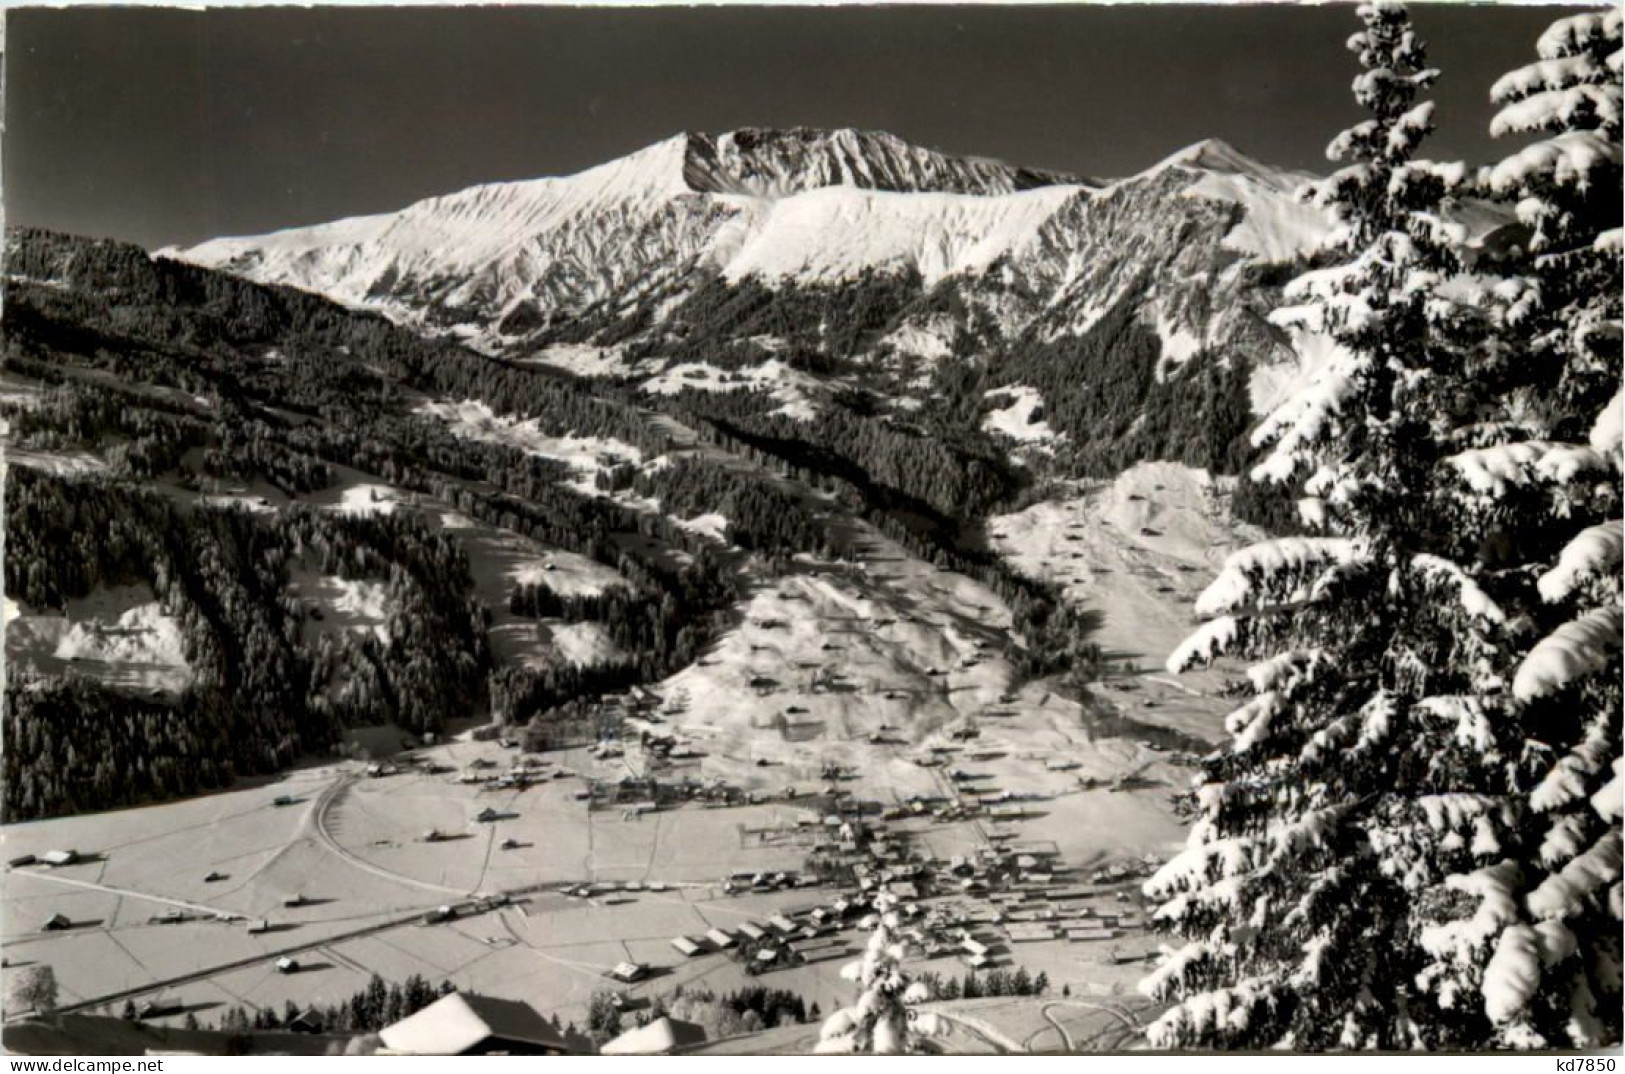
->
[678, 128, 1090, 197]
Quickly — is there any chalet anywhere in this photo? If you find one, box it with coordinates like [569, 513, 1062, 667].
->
[285, 1008, 326, 1035]
[379, 992, 570, 1055]
[41, 913, 71, 932]
[276, 957, 300, 974]
[703, 928, 736, 950]
[736, 923, 767, 943]
[670, 936, 703, 958]
[608, 961, 648, 984]
[40, 850, 78, 868]
[273, 795, 297, 807]
[282, 893, 307, 908]
[961, 937, 989, 958]
[767, 914, 797, 934]
[1008, 923, 1054, 943]
[1067, 927, 1120, 943]
[791, 939, 847, 963]
[247, 919, 273, 934]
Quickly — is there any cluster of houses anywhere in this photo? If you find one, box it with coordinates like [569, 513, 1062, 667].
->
[758, 791, 1160, 969]
[453, 754, 569, 791]
[578, 771, 799, 815]
[663, 890, 892, 977]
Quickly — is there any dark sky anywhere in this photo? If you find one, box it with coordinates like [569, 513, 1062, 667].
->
[5, 3, 1578, 250]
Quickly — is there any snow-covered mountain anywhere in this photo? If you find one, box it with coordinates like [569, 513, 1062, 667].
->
[175, 129, 1091, 335]
[170, 127, 1492, 423]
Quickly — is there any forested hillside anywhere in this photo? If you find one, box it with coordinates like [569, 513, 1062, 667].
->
[3, 230, 750, 818]
[2, 227, 1100, 820]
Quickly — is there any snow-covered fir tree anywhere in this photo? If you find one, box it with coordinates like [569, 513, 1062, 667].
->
[1414, 7, 1622, 1047]
[1138, 0, 1620, 1049]
[814, 893, 947, 1054]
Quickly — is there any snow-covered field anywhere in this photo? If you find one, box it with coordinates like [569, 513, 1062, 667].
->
[417, 398, 643, 490]
[0, 372, 47, 411]
[437, 510, 628, 669]
[0, 742, 835, 1026]
[288, 570, 393, 646]
[0, 719, 1174, 1030]
[323, 481, 408, 517]
[676, 512, 730, 543]
[641, 359, 822, 422]
[5, 584, 193, 696]
[3, 448, 110, 478]
[523, 342, 633, 377]
[982, 386, 1060, 446]
[990, 461, 1259, 745]
[881, 320, 955, 365]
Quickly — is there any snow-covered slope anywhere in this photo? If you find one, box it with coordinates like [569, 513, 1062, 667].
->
[721, 183, 1081, 286]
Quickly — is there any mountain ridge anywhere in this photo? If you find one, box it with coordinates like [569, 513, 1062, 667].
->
[167, 127, 1318, 376]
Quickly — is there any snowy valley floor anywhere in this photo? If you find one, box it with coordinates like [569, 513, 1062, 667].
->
[2, 457, 1245, 1042]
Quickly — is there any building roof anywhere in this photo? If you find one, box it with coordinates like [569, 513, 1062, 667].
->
[601, 1016, 707, 1056]
[378, 993, 566, 1055]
